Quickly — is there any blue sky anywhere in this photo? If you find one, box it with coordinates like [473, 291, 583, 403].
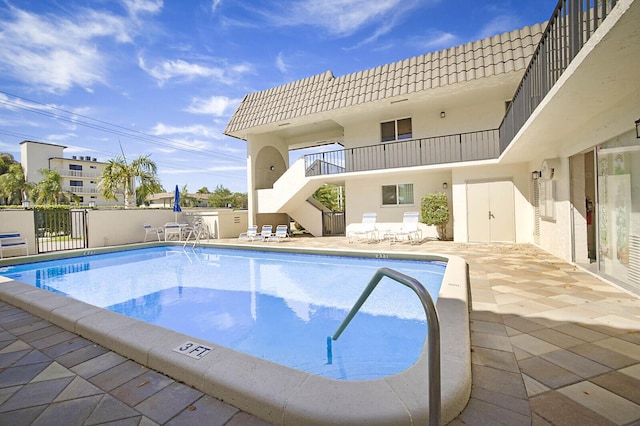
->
[0, 0, 557, 193]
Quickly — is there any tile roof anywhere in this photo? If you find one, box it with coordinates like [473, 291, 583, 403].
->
[225, 23, 545, 138]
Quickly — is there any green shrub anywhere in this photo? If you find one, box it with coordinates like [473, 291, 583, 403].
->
[420, 192, 449, 240]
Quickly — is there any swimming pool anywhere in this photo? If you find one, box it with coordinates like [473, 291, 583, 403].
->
[1, 246, 445, 380]
[0, 243, 470, 425]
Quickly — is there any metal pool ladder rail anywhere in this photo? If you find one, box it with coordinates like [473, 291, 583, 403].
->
[332, 267, 441, 426]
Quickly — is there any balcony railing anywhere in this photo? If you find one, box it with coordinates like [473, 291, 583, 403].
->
[63, 186, 100, 194]
[499, 0, 618, 151]
[305, 129, 499, 177]
[303, 1, 620, 178]
[55, 169, 102, 179]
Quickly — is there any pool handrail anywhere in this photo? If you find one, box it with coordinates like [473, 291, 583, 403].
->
[332, 267, 441, 426]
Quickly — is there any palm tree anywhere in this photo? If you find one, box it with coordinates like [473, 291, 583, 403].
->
[0, 162, 30, 205]
[99, 154, 162, 209]
[31, 169, 63, 204]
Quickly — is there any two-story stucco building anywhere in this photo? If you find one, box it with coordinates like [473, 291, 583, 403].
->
[20, 140, 120, 206]
[225, 0, 639, 295]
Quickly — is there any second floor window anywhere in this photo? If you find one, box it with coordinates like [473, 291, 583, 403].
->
[381, 118, 412, 142]
[70, 180, 83, 187]
[69, 164, 82, 171]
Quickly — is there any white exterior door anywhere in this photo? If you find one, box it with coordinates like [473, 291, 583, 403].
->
[467, 181, 515, 242]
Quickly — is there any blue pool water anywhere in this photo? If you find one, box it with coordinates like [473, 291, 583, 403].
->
[1, 247, 445, 380]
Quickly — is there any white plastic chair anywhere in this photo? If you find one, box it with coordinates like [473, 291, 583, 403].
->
[348, 213, 378, 243]
[143, 225, 163, 242]
[164, 223, 182, 241]
[386, 212, 422, 243]
[238, 225, 258, 241]
[267, 225, 289, 242]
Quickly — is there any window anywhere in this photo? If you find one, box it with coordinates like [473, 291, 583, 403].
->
[538, 179, 555, 220]
[70, 180, 83, 187]
[381, 118, 412, 142]
[69, 164, 82, 171]
[382, 184, 414, 206]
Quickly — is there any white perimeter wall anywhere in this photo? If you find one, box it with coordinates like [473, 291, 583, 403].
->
[0, 210, 37, 254]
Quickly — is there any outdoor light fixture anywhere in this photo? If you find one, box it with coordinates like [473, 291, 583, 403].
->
[440, 111, 446, 118]
[532, 171, 541, 180]
[269, 165, 275, 171]
[636, 118, 640, 138]
[442, 182, 448, 189]
[22, 200, 30, 209]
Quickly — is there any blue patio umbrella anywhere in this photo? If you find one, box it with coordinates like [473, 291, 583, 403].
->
[173, 185, 181, 222]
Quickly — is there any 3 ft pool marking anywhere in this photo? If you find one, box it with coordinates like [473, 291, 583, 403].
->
[173, 341, 212, 359]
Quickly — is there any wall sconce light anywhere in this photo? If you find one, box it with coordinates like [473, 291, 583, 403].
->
[269, 165, 275, 171]
[442, 182, 448, 189]
[22, 200, 30, 209]
[635, 118, 640, 138]
[440, 111, 446, 119]
[532, 171, 541, 180]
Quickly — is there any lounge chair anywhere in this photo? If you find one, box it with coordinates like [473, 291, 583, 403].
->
[238, 225, 258, 241]
[254, 224, 273, 241]
[267, 225, 289, 242]
[164, 222, 182, 241]
[385, 212, 422, 243]
[348, 213, 378, 243]
[143, 224, 163, 242]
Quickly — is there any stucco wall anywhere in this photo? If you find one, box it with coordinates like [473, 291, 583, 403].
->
[0, 210, 37, 255]
[345, 169, 453, 240]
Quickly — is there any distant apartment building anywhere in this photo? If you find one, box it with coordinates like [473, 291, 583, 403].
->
[20, 140, 120, 206]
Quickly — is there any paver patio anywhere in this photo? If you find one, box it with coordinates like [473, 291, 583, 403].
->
[1, 239, 639, 425]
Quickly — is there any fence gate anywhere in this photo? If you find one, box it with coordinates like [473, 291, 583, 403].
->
[322, 212, 345, 236]
[35, 209, 88, 253]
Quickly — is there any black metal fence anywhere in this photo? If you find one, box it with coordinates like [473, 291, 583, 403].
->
[322, 212, 345, 236]
[305, 129, 499, 177]
[35, 209, 88, 253]
[499, 0, 618, 152]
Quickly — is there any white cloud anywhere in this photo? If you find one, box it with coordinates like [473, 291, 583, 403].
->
[260, 0, 422, 39]
[122, 0, 163, 17]
[211, 0, 223, 13]
[150, 123, 219, 138]
[138, 57, 252, 86]
[412, 31, 458, 52]
[185, 96, 241, 117]
[276, 52, 287, 73]
[476, 15, 520, 40]
[0, 5, 152, 93]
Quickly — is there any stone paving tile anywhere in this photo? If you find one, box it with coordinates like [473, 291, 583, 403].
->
[530, 391, 615, 425]
[509, 334, 561, 356]
[518, 356, 582, 389]
[470, 331, 512, 352]
[472, 364, 528, 399]
[470, 386, 530, 416]
[89, 359, 148, 392]
[54, 376, 104, 402]
[31, 361, 76, 383]
[12, 349, 52, 367]
[29, 330, 78, 350]
[470, 319, 508, 336]
[84, 394, 141, 425]
[134, 381, 204, 424]
[165, 395, 239, 426]
[110, 369, 174, 407]
[558, 381, 640, 425]
[522, 374, 550, 397]
[529, 328, 586, 348]
[41, 335, 93, 359]
[594, 337, 640, 361]
[18, 324, 65, 343]
[225, 412, 275, 426]
[55, 342, 109, 369]
[0, 361, 51, 388]
[552, 323, 610, 342]
[0, 339, 30, 354]
[568, 342, 639, 369]
[31, 394, 102, 426]
[71, 351, 128, 380]
[0, 376, 74, 413]
[0, 348, 31, 368]
[0, 405, 48, 425]
[457, 397, 531, 425]
[471, 346, 520, 373]
[540, 349, 610, 379]
[590, 370, 640, 405]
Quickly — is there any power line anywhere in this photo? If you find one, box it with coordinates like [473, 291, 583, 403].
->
[0, 90, 245, 163]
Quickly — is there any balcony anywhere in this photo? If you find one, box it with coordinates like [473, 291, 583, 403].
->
[305, 129, 499, 177]
[304, 0, 620, 178]
[63, 186, 100, 194]
[55, 169, 102, 179]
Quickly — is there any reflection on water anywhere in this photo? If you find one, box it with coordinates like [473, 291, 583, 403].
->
[1, 247, 445, 380]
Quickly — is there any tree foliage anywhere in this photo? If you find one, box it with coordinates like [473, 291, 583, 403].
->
[207, 185, 247, 209]
[31, 168, 64, 205]
[420, 192, 449, 240]
[0, 161, 29, 205]
[99, 154, 162, 208]
[312, 184, 344, 212]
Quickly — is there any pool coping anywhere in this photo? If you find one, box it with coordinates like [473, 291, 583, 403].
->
[0, 243, 471, 425]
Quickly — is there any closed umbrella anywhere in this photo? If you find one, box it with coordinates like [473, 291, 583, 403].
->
[173, 185, 182, 222]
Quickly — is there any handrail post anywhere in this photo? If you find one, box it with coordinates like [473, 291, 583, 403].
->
[332, 267, 441, 425]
